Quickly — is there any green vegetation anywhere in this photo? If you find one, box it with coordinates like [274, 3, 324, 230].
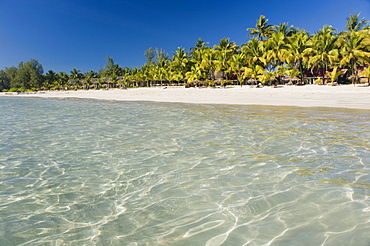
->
[1, 13, 370, 92]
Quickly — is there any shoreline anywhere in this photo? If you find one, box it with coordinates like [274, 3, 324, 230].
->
[1, 85, 370, 110]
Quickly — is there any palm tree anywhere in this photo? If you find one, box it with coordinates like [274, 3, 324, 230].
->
[70, 68, 83, 89]
[286, 68, 301, 84]
[346, 13, 369, 32]
[152, 62, 168, 87]
[84, 70, 97, 89]
[241, 38, 267, 68]
[214, 38, 239, 52]
[264, 32, 290, 69]
[258, 70, 276, 85]
[327, 67, 343, 84]
[189, 47, 204, 65]
[85, 70, 97, 78]
[70, 68, 82, 80]
[306, 25, 339, 83]
[199, 48, 217, 80]
[275, 65, 289, 82]
[190, 38, 209, 57]
[141, 64, 154, 87]
[53, 72, 68, 90]
[228, 53, 247, 86]
[121, 68, 133, 88]
[185, 64, 205, 84]
[339, 30, 370, 84]
[273, 23, 299, 37]
[247, 15, 275, 40]
[286, 30, 310, 81]
[171, 47, 189, 80]
[244, 65, 265, 85]
[131, 67, 145, 87]
[213, 38, 239, 80]
[169, 70, 183, 85]
[43, 70, 57, 89]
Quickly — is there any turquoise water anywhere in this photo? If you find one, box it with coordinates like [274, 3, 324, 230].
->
[0, 96, 370, 246]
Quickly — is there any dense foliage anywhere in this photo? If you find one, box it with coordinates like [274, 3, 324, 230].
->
[1, 14, 370, 91]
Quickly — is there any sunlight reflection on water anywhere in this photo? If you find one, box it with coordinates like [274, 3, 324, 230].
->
[0, 97, 370, 245]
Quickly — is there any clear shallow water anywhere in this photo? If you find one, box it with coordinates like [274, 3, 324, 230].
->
[0, 96, 370, 246]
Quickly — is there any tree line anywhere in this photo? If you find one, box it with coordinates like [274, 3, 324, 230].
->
[1, 13, 370, 92]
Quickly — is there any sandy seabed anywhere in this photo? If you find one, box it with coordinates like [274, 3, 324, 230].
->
[2, 84, 370, 110]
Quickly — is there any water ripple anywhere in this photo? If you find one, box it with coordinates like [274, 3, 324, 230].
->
[0, 98, 370, 245]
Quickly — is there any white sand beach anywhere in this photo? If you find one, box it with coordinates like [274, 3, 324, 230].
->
[2, 85, 370, 110]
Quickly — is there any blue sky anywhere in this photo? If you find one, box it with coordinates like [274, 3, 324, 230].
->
[1, 0, 370, 73]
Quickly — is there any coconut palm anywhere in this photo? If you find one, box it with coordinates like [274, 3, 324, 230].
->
[85, 70, 97, 79]
[190, 47, 221, 82]
[346, 13, 369, 32]
[153, 64, 168, 86]
[241, 38, 267, 68]
[121, 68, 132, 87]
[213, 51, 228, 80]
[186, 64, 205, 84]
[131, 67, 145, 87]
[69, 68, 84, 88]
[265, 31, 290, 69]
[228, 53, 247, 86]
[199, 48, 217, 80]
[306, 25, 339, 83]
[247, 15, 275, 40]
[258, 70, 276, 85]
[286, 30, 310, 80]
[169, 70, 183, 85]
[56, 72, 69, 89]
[244, 65, 265, 85]
[327, 67, 343, 84]
[189, 47, 205, 66]
[140, 65, 154, 87]
[84, 70, 97, 89]
[214, 38, 239, 53]
[70, 68, 83, 80]
[190, 38, 209, 57]
[339, 31, 370, 83]
[171, 47, 189, 79]
[273, 22, 299, 37]
[43, 70, 57, 89]
[262, 31, 292, 84]
[214, 38, 239, 80]
[275, 65, 289, 81]
[286, 68, 301, 83]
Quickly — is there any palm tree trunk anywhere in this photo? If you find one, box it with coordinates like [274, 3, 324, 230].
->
[298, 59, 305, 83]
[352, 59, 358, 84]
